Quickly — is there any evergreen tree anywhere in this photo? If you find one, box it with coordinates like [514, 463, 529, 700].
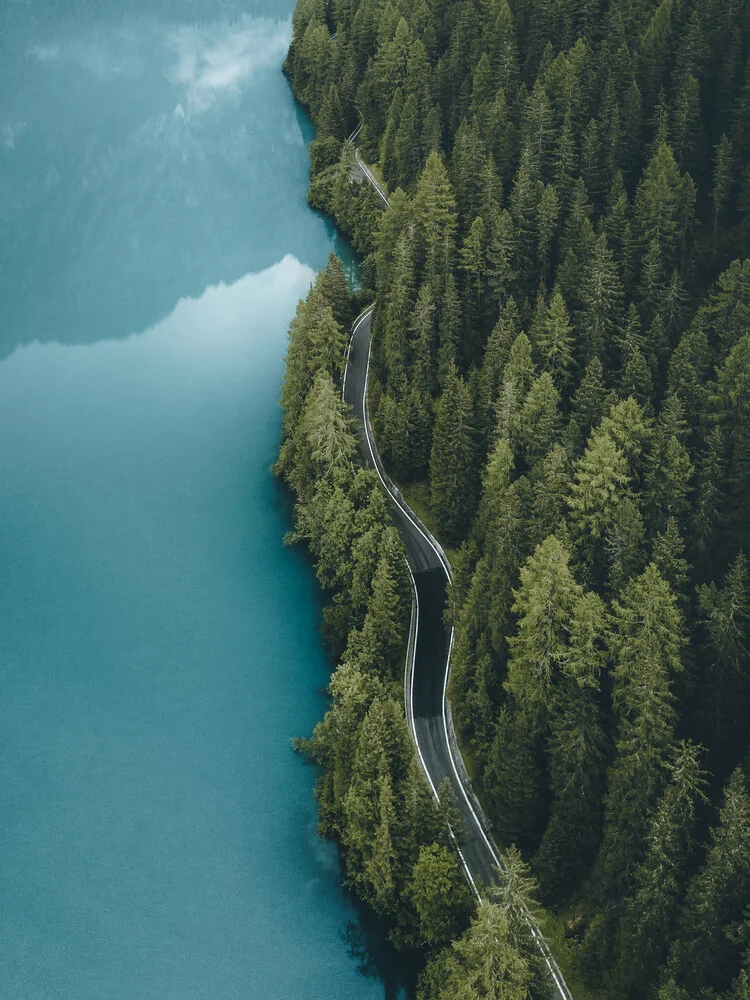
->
[605, 496, 647, 597]
[645, 430, 694, 534]
[537, 290, 574, 388]
[419, 901, 530, 1000]
[569, 357, 612, 443]
[568, 427, 630, 583]
[716, 335, 750, 552]
[490, 845, 547, 985]
[597, 564, 685, 897]
[670, 73, 703, 175]
[695, 553, 750, 761]
[509, 144, 542, 285]
[438, 271, 461, 383]
[413, 152, 458, 286]
[484, 705, 545, 851]
[712, 134, 734, 254]
[577, 233, 624, 365]
[393, 91, 420, 187]
[405, 844, 474, 947]
[534, 591, 608, 902]
[518, 372, 561, 467]
[287, 371, 358, 496]
[527, 444, 571, 548]
[486, 206, 517, 313]
[666, 769, 750, 996]
[346, 540, 409, 680]
[459, 215, 489, 347]
[366, 770, 398, 915]
[429, 363, 476, 542]
[634, 143, 693, 271]
[652, 519, 690, 604]
[617, 740, 708, 999]
[506, 535, 581, 710]
[318, 251, 352, 328]
[692, 425, 726, 570]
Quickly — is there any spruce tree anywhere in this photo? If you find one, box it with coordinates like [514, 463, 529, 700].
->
[695, 553, 750, 760]
[568, 428, 630, 583]
[518, 372, 561, 467]
[366, 771, 398, 915]
[421, 901, 529, 1000]
[484, 705, 546, 851]
[413, 151, 458, 286]
[429, 363, 476, 542]
[617, 740, 708, 999]
[534, 590, 608, 902]
[666, 769, 750, 996]
[716, 335, 750, 552]
[537, 290, 574, 388]
[577, 232, 624, 365]
[405, 844, 474, 947]
[570, 357, 612, 443]
[597, 564, 685, 898]
[506, 535, 581, 709]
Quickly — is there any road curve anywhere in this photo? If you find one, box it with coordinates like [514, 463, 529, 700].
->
[342, 261, 573, 999]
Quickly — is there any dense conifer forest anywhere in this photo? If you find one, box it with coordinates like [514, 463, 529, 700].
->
[277, 1, 750, 997]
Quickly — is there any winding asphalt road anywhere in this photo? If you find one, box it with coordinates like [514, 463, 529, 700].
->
[341, 157, 573, 998]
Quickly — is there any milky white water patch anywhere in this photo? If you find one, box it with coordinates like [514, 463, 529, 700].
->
[1, 122, 25, 152]
[2, 253, 313, 374]
[27, 15, 291, 110]
[0, 5, 346, 356]
[165, 17, 291, 115]
[28, 30, 145, 80]
[0, 2, 381, 992]
[28, 43, 61, 62]
[0, 253, 389, 1000]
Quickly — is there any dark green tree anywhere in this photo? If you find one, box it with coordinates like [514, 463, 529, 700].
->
[597, 564, 685, 897]
[666, 769, 750, 996]
[617, 740, 708, 998]
[405, 844, 474, 947]
[429, 363, 476, 542]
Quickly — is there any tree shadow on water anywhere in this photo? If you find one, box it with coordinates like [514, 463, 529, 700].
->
[343, 914, 421, 1000]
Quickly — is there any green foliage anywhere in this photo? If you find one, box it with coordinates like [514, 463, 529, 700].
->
[568, 426, 630, 583]
[536, 291, 574, 389]
[665, 768, 750, 995]
[284, 0, 750, 993]
[429, 362, 476, 542]
[597, 564, 685, 898]
[695, 553, 750, 767]
[534, 591, 608, 902]
[418, 901, 530, 1000]
[405, 843, 474, 947]
[616, 740, 708, 998]
[506, 535, 581, 710]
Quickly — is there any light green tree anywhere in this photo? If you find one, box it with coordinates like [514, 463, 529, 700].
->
[405, 843, 474, 947]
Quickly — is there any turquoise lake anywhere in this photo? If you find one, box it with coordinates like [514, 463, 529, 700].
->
[0, 2, 404, 997]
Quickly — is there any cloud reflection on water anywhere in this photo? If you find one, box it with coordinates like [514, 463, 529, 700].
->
[166, 18, 291, 115]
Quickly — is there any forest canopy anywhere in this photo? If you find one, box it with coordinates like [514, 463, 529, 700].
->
[280, 1, 750, 998]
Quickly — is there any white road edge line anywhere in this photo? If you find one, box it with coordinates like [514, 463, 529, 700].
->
[348, 306, 480, 900]
[403, 558, 481, 902]
[358, 317, 453, 579]
[342, 151, 571, 995]
[354, 149, 389, 207]
[341, 305, 371, 403]
[346, 305, 572, 1000]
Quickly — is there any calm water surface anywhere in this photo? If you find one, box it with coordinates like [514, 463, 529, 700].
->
[0, 2, 403, 997]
